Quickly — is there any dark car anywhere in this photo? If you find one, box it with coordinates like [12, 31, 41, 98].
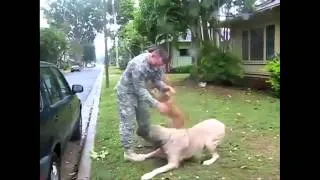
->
[70, 65, 81, 72]
[40, 61, 83, 180]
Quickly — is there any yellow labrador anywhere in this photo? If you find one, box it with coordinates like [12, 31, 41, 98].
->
[140, 119, 225, 180]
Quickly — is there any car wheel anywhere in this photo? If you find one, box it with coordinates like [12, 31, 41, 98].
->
[48, 152, 61, 180]
[71, 115, 82, 141]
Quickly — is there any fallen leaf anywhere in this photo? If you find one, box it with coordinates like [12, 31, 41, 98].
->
[257, 159, 262, 162]
[227, 94, 232, 98]
[169, 173, 173, 176]
[248, 157, 252, 160]
[221, 177, 225, 180]
[240, 165, 247, 169]
[236, 113, 241, 116]
[268, 157, 273, 160]
[195, 176, 200, 179]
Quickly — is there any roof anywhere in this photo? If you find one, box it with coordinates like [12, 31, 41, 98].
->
[219, 0, 280, 27]
[256, 0, 280, 12]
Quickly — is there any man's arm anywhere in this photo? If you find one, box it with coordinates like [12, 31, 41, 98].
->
[132, 65, 159, 108]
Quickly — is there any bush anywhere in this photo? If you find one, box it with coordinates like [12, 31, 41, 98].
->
[118, 57, 130, 70]
[265, 53, 280, 97]
[191, 43, 244, 85]
[170, 65, 193, 73]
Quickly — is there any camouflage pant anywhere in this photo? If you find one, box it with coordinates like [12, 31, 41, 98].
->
[116, 91, 152, 150]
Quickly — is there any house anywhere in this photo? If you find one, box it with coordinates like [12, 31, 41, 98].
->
[220, 0, 280, 79]
[158, 30, 193, 72]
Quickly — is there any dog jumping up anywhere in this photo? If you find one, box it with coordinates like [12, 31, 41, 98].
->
[139, 119, 226, 180]
[151, 86, 187, 129]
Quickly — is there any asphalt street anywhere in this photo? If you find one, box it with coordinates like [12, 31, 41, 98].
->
[61, 66, 101, 180]
[65, 66, 101, 103]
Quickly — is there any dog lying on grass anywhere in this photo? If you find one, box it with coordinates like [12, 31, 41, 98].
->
[139, 118, 226, 180]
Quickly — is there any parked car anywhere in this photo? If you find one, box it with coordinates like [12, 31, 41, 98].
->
[71, 65, 81, 72]
[40, 61, 84, 180]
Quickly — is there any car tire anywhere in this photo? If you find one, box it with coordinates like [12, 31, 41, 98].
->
[48, 152, 61, 180]
[71, 115, 82, 141]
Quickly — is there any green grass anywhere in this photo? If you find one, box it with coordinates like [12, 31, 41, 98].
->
[92, 67, 280, 180]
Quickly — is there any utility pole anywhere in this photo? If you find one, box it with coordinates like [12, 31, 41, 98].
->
[103, 0, 109, 88]
[112, 0, 119, 68]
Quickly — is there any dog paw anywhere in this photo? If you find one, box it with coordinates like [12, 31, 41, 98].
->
[202, 160, 214, 166]
[141, 172, 154, 180]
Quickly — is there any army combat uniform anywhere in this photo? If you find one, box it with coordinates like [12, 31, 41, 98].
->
[114, 53, 166, 150]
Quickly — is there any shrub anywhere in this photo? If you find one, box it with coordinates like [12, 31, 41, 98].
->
[191, 43, 244, 85]
[118, 57, 130, 70]
[170, 65, 193, 73]
[265, 53, 280, 97]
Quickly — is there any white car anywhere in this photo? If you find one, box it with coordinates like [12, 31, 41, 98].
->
[71, 65, 81, 72]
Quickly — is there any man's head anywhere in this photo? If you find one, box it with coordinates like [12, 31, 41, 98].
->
[147, 46, 169, 67]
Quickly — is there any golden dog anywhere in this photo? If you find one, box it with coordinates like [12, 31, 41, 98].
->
[139, 119, 226, 180]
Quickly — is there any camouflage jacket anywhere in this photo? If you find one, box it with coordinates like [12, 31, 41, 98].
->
[115, 53, 166, 107]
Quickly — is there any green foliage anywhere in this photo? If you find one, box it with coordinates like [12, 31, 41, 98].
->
[265, 53, 280, 97]
[118, 57, 130, 70]
[43, 0, 104, 43]
[170, 65, 193, 74]
[191, 42, 244, 85]
[83, 43, 96, 63]
[40, 27, 68, 64]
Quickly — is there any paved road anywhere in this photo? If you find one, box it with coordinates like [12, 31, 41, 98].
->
[61, 66, 101, 180]
[65, 67, 101, 103]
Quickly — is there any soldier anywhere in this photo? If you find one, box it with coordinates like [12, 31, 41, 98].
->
[114, 46, 175, 162]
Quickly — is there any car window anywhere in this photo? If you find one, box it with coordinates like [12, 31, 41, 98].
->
[40, 67, 63, 105]
[50, 67, 72, 98]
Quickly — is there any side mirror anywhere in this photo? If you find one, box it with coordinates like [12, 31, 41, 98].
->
[72, 84, 83, 94]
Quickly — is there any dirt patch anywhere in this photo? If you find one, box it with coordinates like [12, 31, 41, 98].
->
[61, 141, 82, 180]
[246, 134, 280, 158]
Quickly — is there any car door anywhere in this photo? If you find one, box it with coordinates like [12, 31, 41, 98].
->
[40, 67, 71, 145]
[50, 67, 79, 136]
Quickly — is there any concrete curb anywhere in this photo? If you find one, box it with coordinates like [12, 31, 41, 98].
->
[76, 68, 104, 180]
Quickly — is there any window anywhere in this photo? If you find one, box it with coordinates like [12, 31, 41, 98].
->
[266, 25, 275, 60]
[241, 24, 275, 62]
[250, 28, 264, 61]
[179, 49, 189, 56]
[50, 68, 72, 98]
[40, 67, 62, 105]
[242, 31, 249, 60]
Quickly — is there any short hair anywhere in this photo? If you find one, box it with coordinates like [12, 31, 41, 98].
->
[148, 46, 169, 64]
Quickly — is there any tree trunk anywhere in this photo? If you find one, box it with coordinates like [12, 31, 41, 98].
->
[103, 0, 109, 88]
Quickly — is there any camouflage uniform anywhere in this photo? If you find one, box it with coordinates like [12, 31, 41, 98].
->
[115, 53, 166, 150]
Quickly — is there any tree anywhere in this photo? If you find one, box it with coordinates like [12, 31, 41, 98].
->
[40, 27, 68, 66]
[83, 43, 96, 65]
[43, 0, 104, 43]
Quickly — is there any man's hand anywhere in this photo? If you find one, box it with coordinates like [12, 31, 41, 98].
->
[157, 102, 169, 115]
